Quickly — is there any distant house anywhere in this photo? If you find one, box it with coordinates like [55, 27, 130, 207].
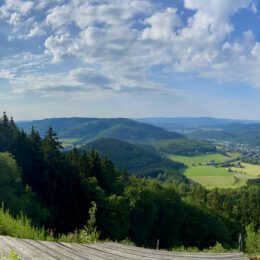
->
[207, 160, 216, 166]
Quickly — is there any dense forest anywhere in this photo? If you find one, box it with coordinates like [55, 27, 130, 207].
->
[0, 113, 259, 252]
[83, 137, 186, 180]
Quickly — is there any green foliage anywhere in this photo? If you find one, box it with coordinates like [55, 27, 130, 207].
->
[0, 250, 21, 260]
[124, 180, 185, 248]
[245, 225, 260, 255]
[9, 251, 21, 260]
[119, 238, 136, 246]
[0, 208, 45, 240]
[173, 242, 236, 253]
[84, 138, 185, 181]
[0, 152, 22, 212]
[154, 138, 216, 156]
[98, 195, 130, 240]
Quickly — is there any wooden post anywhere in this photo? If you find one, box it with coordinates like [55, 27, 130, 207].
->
[239, 233, 243, 252]
[156, 239, 159, 250]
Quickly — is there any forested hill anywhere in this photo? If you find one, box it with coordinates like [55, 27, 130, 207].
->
[18, 117, 184, 144]
[136, 117, 260, 131]
[83, 138, 186, 181]
[136, 117, 260, 146]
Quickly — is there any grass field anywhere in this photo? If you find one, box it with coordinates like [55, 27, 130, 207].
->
[231, 162, 260, 177]
[170, 153, 259, 188]
[185, 166, 231, 177]
[184, 165, 249, 188]
[170, 153, 238, 167]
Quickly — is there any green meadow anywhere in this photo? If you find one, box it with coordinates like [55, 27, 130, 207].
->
[231, 162, 260, 177]
[170, 153, 238, 167]
[170, 153, 259, 188]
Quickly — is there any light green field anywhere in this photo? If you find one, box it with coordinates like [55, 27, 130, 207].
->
[170, 153, 238, 167]
[189, 176, 244, 188]
[185, 166, 231, 177]
[183, 165, 247, 188]
[231, 162, 260, 177]
[170, 153, 260, 188]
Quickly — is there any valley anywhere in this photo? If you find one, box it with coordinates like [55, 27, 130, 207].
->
[18, 117, 260, 189]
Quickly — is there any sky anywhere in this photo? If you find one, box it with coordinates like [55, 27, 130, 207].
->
[0, 0, 260, 120]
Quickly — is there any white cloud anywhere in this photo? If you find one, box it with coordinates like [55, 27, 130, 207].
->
[0, 0, 34, 17]
[1, 0, 260, 98]
[142, 8, 181, 41]
[250, 1, 258, 13]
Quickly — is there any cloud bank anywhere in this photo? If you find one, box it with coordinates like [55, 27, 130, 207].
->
[0, 0, 259, 98]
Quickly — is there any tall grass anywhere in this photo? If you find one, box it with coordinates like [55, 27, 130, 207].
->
[172, 242, 239, 253]
[0, 208, 45, 240]
[0, 201, 100, 244]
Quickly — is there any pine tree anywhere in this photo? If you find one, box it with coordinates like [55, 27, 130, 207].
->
[42, 127, 63, 162]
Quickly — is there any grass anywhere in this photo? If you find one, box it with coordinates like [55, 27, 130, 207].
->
[231, 163, 260, 177]
[1, 251, 21, 260]
[185, 166, 231, 177]
[173, 242, 239, 253]
[170, 153, 260, 188]
[0, 208, 45, 240]
[170, 153, 238, 167]
[183, 166, 245, 188]
[0, 202, 99, 244]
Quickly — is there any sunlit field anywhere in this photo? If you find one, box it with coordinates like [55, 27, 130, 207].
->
[170, 154, 259, 188]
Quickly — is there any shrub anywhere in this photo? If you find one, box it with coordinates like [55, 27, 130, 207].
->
[245, 225, 260, 255]
[0, 207, 45, 240]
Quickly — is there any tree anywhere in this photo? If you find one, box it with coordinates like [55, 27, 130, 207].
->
[42, 127, 63, 162]
[0, 152, 22, 212]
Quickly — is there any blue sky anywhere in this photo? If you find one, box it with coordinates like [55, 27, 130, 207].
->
[0, 0, 260, 120]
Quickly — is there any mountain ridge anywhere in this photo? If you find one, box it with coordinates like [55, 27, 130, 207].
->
[17, 117, 184, 145]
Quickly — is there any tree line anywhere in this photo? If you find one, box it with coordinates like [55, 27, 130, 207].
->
[0, 113, 259, 250]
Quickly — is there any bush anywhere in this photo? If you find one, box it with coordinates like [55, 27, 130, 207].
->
[173, 242, 237, 253]
[245, 225, 260, 255]
[0, 207, 45, 240]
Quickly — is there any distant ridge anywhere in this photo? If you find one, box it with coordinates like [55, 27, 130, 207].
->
[136, 117, 260, 131]
[18, 117, 184, 144]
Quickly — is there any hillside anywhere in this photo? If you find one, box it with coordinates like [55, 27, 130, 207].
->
[137, 117, 260, 146]
[136, 117, 260, 131]
[18, 118, 184, 145]
[186, 123, 260, 146]
[153, 138, 217, 156]
[83, 138, 186, 181]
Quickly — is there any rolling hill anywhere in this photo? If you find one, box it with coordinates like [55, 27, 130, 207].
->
[18, 118, 184, 145]
[186, 123, 260, 146]
[136, 117, 260, 131]
[83, 138, 187, 182]
[137, 117, 260, 146]
[153, 138, 217, 156]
